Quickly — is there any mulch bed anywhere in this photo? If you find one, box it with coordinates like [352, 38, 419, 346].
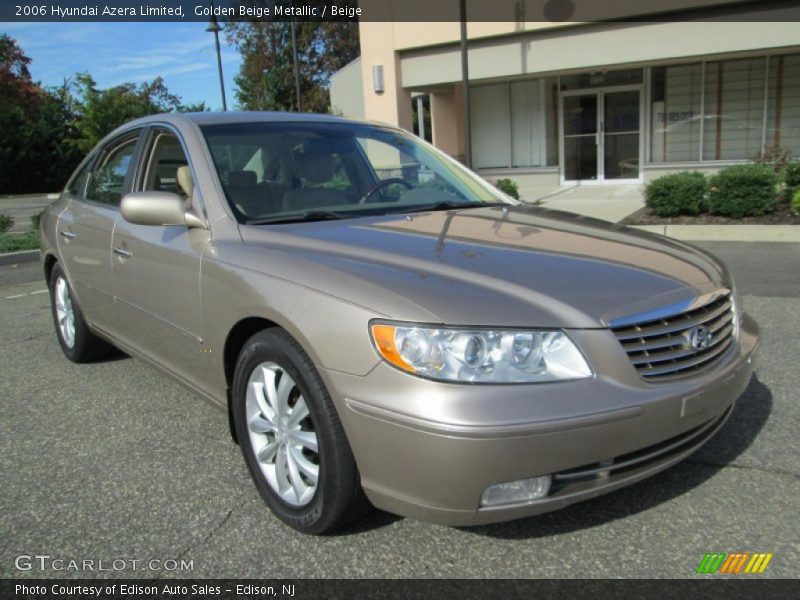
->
[621, 202, 800, 225]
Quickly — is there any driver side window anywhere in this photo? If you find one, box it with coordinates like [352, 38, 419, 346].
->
[142, 131, 192, 200]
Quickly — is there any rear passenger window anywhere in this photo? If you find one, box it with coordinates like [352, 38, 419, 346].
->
[85, 136, 139, 206]
[65, 159, 93, 198]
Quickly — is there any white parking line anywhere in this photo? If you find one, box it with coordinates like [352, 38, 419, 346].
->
[2, 289, 47, 300]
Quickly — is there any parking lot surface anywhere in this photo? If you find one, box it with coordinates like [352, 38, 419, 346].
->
[1, 242, 798, 578]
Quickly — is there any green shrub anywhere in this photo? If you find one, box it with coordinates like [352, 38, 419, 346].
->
[792, 188, 800, 215]
[708, 164, 779, 218]
[495, 178, 519, 199]
[30, 210, 45, 232]
[644, 171, 707, 217]
[784, 162, 800, 199]
[0, 214, 13, 233]
[0, 230, 39, 253]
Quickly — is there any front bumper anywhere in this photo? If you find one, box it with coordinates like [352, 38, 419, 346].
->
[324, 313, 759, 526]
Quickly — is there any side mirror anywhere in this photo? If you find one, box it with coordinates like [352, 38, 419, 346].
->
[120, 192, 205, 229]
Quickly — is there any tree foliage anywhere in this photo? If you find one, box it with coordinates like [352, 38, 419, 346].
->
[226, 19, 359, 112]
[0, 34, 79, 194]
[0, 34, 208, 194]
[66, 73, 182, 153]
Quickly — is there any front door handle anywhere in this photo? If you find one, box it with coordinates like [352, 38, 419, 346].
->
[59, 230, 76, 239]
[113, 247, 132, 258]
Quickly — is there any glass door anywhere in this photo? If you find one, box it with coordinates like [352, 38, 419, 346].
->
[562, 94, 599, 181]
[603, 90, 640, 180]
[561, 87, 642, 183]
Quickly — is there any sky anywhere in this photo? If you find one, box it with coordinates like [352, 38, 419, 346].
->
[1, 22, 243, 110]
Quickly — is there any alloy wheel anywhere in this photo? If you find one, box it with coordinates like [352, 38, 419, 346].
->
[245, 362, 320, 507]
[54, 276, 76, 348]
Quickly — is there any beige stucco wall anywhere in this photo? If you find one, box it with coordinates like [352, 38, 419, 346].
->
[349, 1, 800, 166]
[329, 58, 365, 118]
[429, 86, 465, 159]
[358, 21, 414, 131]
[358, 0, 761, 50]
[399, 21, 800, 89]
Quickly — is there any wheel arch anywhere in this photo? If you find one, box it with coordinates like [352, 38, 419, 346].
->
[43, 252, 58, 284]
[223, 315, 332, 444]
[223, 317, 279, 443]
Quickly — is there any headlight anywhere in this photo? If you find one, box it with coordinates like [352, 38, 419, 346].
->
[370, 322, 592, 383]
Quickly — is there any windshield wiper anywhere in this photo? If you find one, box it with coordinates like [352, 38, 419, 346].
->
[395, 200, 507, 214]
[245, 210, 349, 226]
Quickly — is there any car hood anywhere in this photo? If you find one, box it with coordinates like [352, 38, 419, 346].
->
[239, 205, 729, 328]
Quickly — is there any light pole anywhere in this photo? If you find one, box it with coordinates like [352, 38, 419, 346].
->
[290, 21, 302, 112]
[459, 0, 472, 168]
[206, 15, 227, 111]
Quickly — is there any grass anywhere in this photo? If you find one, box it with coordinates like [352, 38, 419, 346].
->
[0, 231, 40, 253]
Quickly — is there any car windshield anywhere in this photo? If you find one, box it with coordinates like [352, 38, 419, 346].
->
[200, 121, 508, 224]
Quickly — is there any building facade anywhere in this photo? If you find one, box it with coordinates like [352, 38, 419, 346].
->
[329, 2, 800, 194]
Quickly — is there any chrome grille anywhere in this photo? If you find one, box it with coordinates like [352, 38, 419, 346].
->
[611, 293, 735, 381]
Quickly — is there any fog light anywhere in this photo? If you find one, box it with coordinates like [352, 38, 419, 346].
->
[480, 475, 551, 507]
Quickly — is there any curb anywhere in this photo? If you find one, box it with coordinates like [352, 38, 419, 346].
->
[629, 224, 800, 243]
[0, 193, 59, 200]
[0, 250, 40, 266]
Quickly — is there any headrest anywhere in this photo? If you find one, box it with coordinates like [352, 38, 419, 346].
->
[228, 170, 257, 188]
[176, 165, 194, 198]
[295, 152, 336, 184]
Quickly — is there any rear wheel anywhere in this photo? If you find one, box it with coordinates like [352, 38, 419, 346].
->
[49, 262, 115, 363]
[232, 328, 369, 534]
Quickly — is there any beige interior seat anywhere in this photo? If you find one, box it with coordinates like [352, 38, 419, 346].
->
[282, 153, 351, 211]
[227, 170, 278, 218]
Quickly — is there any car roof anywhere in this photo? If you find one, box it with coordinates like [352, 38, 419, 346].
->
[124, 110, 387, 129]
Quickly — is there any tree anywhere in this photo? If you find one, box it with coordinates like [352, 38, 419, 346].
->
[177, 100, 211, 112]
[226, 19, 359, 112]
[66, 73, 183, 153]
[0, 35, 80, 194]
[0, 34, 199, 194]
[0, 33, 38, 105]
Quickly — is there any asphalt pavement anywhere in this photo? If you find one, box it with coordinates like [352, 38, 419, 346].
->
[0, 243, 798, 578]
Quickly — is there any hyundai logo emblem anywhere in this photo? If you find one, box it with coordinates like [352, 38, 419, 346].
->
[687, 325, 712, 350]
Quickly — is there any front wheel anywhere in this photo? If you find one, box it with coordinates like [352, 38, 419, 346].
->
[231, 328, 369, 534]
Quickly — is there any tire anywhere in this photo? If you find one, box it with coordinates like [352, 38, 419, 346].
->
[49, 262, 115, 363]
[232, 328, 369, 534]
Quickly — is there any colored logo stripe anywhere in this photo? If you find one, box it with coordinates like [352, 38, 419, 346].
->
[697, 552, 773, 574]
[744, 553, 773, 574]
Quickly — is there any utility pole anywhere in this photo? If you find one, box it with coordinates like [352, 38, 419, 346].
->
[206, 15, 227, 111]
[459, 0, 472, 168]
[290, 21, 302, 111]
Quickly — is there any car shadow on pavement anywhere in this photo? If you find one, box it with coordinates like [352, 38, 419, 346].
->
[462, 374, 772, 540]
[336, 509, 404, 535]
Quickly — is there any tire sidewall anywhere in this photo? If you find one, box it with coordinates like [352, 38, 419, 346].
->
[232, 331, 340, 533]
[49, 264, 86, 361]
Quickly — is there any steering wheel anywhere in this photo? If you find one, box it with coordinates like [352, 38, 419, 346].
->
[358, 178, 413, 205]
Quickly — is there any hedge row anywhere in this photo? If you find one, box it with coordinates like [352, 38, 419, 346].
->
[644, 162, 798, 218]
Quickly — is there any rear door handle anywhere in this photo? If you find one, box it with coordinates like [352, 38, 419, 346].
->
[113, 247, 132, 258]
[59, 230, 76, 239]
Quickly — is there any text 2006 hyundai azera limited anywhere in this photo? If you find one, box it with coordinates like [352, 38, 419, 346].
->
[40, 112, 758, 533]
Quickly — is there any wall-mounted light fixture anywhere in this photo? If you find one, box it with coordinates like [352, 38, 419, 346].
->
[372, 65, 385, 94]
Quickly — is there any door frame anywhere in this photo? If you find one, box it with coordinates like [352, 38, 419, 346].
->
[558, 84, 644, 185]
